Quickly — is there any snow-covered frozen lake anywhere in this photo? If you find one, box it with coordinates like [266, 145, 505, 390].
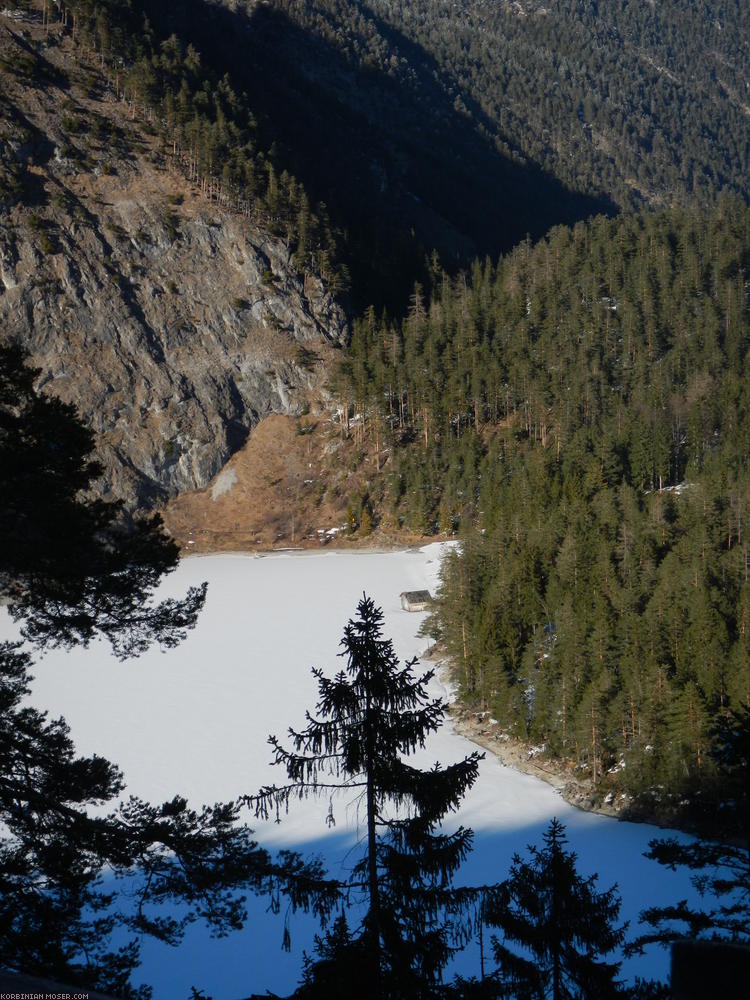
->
[4, 544, 700, 997]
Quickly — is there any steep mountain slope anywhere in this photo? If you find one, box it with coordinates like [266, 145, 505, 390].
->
[169, 0, 613, 312]
[0, 9, 346, 507]
[187, 0, 749, 309]
[364, 0, 750, 207]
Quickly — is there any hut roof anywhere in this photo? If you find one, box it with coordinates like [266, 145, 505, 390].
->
[400, 590, 432, 602]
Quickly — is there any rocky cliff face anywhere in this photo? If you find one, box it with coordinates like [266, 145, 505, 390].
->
[0, 12, 347, 508]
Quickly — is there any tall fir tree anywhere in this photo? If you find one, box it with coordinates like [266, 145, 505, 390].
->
[250, 595, 483, 999]
[482, 818, 626, 999]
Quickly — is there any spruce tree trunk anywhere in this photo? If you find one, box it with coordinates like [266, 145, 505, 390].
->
[365, 687, 382, 996]
[551, 835, 561, 1000]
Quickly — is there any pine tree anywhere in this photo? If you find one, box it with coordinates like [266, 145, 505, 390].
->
[360, 506, 373, 536]
[0, 633, 341, 996]
[0, 345, 336, 993]
[483, 818, 626, 999]
[0, 343, 206, 657]
[250, 595, 483, 999]
[0, 636, 279, 996]
[295, 913, 367, 999]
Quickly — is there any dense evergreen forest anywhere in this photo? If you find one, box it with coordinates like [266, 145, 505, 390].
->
[343, 199, 750, 826]
[362, 0, 750, 209]
[56, 0, 608, 311]
[58, 0, 750, 313]
[168, 0, 749, 310]
[51, 0, 750, 822]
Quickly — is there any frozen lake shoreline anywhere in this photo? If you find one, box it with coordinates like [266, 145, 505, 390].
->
[2, 544, 697, 997]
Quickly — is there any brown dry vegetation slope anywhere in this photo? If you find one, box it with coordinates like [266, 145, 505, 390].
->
[162, 409, 431, 552]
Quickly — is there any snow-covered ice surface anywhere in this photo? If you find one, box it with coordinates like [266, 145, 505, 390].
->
[2, 544, 702, 997]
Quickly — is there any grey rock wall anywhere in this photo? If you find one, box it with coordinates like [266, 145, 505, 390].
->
[0, 159, 347, 508]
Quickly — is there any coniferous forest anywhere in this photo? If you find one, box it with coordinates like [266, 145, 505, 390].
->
[3, 0, 750, 995]
[54, 0, 750, 312]
[346, 201, 750, 827]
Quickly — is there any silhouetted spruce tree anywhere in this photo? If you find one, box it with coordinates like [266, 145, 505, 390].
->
[482, 818, 626, 999]
[250, 595, 483, 999]
[0, 344, 337, 995]
[294, 912, 368, 999]
[0, 342, 206, 657]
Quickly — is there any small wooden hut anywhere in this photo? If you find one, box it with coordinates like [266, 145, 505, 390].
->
[400, 590, 432, 612]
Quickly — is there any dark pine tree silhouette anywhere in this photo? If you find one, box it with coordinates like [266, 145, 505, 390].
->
[0, 636, 278, 996]
[0, 633, 339, 997]
[483, 818, 626, 1000]
[0, 342, 206, 657]
[0, 344, 337, 995]
[250, 594, 483, 999]
[294, 912, 368, 999]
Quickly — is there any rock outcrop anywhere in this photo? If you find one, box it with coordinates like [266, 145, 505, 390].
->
[0, 13, 347, 507]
